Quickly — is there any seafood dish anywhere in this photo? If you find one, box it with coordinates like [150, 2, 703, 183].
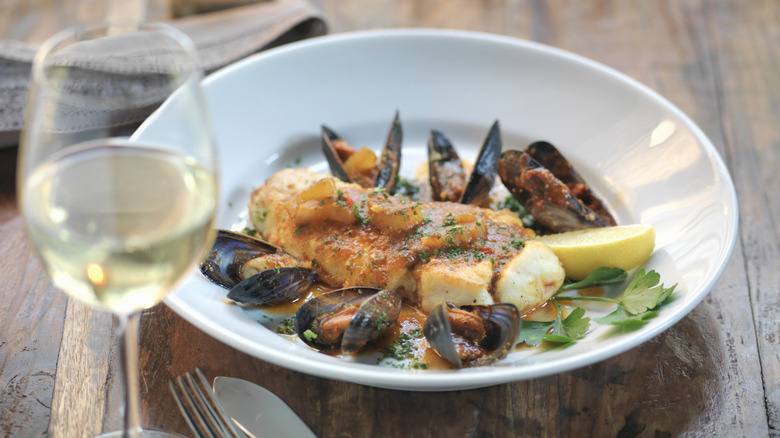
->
[200, 113, 618, 368]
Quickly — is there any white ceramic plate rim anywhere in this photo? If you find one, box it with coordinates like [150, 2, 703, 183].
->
[160, 29, 739, 391]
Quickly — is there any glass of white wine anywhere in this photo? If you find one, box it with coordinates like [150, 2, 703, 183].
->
[17, 22, 218, 437]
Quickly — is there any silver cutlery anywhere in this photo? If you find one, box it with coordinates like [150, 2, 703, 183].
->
[213, 376, 316, 438]
[170, 369, 246, 438]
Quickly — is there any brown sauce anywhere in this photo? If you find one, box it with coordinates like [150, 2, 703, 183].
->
[577, 285, 606, 297]
[522, 300, 557, 321]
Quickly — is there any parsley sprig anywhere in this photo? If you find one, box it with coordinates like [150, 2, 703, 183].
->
[519, 303, 590, 346]
[519, 267, 677, 346]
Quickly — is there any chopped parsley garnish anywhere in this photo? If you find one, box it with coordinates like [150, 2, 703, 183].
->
[497, 195, 538, 230]
[275, 317, 296, 335]
[303, 329, 318, 341]
[378, 328, 427, 368]
[255, 209, 269, 223]
[240, 227, 257, 237]
[510, 239, 524, 250]
[442, 213, 458, 227]
[352, 204, 369, 224]
[395, 178, 420, 198]
[447, 225, 465, 235]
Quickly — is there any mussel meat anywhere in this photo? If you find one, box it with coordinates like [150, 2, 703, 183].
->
[295, 287, 402, 353]
[497, 143, 616, 233]
[427, 120, 502, 206]
[200, 229, 316, 305]
[322, 111, 403, 193]
[423, 301, 520, 368]
[525, 141, 616, 226]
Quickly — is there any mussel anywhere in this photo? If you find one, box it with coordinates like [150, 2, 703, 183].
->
[294, 287, 402, 353]
[322, 111, 403, 193]
[427, 120, 502, 206]
[423, 302, 520, 368]
[497, 142, 616, 233]
[200, 230, 316, 305]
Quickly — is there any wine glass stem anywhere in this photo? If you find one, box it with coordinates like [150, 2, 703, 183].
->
[116, 312, 142, 438]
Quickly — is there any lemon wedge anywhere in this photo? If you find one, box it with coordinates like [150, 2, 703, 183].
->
[535, 225, 656, 280]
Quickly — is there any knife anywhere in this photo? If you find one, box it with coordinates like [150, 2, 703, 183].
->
[213, 376, 317, 438]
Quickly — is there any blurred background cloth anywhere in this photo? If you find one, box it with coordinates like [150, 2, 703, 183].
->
[0, 0, 326, 146]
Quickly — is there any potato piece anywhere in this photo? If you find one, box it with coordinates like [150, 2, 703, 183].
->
[284, 178, 357, 226]
[343, 147, 377, 173]
[344, 147, 378, 187]
[366, 191, 423, 233]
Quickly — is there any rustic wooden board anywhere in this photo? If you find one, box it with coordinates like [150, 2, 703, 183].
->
[1, 1, 777, 437]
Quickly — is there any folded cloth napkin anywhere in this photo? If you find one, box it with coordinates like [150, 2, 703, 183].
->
[0, 0, 326, 146]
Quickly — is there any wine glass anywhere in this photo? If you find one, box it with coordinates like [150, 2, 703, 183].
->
[17, 22, 218, 437]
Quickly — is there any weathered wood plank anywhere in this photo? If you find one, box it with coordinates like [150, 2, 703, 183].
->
[703, 0, 780, 433]
[47, 301, 114, 438]
[0, 148, 68, 437]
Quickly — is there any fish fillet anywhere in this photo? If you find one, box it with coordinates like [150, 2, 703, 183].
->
[249, 168, 564, 313]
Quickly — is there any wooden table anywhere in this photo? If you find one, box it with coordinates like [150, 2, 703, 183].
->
[2, 0, 777, 436]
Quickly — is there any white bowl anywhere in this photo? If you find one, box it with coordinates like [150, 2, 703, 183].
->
[143, 29, 738, 391]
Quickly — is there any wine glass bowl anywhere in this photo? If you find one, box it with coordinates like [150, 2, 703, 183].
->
[18, 22, 217, 437]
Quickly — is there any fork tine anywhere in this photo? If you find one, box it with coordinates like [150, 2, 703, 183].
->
[170, 369, 245, 438]
[170, 376, 215, 438]
[189, 369, 244, 438]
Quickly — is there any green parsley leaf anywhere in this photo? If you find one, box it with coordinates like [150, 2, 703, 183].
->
[620, 269, 676, 315]
[518, 305, 590, 346]
[518, 320, 555, 347]
[590, 269, 676, 326]
[554, 306, 590, 339]
[595, 306, 660, 327]
[558, 267, 627, 292]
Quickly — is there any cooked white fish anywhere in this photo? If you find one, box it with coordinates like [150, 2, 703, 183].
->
[249, 168, 564, 313]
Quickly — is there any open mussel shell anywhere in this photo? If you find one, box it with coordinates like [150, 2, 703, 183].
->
[373, 110, 403, 192]
[427, 120, 502, 205]
[497, 150, 613, 233]
[423, 302, 520, 368]
[227, 267, 316, 306]
[525, 141, 616, 226]
[200, 229, 279, 289]
[294, 287, 402, 353]
[321, 111, 403, 193]
[428, 130, 466, 202]
[321, 125, 352, 183]
[460, 120, 502, 206]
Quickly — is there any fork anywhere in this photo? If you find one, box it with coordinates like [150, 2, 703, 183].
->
[169, 368, 247, 438]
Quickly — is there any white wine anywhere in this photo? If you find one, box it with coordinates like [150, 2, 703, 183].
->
[23, 139, 217, 314]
